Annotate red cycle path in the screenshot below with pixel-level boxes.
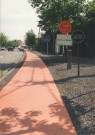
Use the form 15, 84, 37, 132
0, 51, 77, 135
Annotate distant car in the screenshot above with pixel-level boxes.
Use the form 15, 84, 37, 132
7, 46, 14, 51
18, 47, 24, 51
1, 47, 6, 51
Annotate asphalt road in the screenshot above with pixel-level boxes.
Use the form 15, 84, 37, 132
0, 49, 24, 78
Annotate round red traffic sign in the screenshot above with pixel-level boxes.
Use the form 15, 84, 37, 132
59, 21, 72, 34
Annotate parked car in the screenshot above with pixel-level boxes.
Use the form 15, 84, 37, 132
7, 46, 14, 51
1, 47, 6, 51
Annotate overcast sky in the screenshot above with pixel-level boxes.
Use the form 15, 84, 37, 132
0, 0, 93, 41
0, 0, 39, 41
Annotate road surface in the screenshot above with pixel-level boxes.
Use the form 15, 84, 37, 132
0, 49, 24, 78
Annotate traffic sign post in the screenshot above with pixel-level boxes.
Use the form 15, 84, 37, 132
58, 21, 72, 67
77, 44, 80, 76
47, 42, 48, 55
67, 50, 72, 69
44, 36, 50, 55
72, 30, 85, 76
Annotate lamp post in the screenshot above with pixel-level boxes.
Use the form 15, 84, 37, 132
38, 24, 41, 39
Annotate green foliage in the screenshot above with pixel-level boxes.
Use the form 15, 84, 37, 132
0, 33, 8, 47
25, 30, 36, 49
29, 0, 86, 32
7, 40, 20, 48
28, 0, 95, 57
33, 38, 39, 49
85, 0, 95, 22
0, 33, 20, 49
35, 38, 39, 46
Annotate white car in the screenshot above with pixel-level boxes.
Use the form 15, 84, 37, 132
1, 47, 6, 51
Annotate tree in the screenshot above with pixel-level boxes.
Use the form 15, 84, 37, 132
28, 0, 95, 56
29, 0, 86, 52
85, 0, 95, 52
85, 0, 95, 25
6, 40, 20, 48
0, 33, 8, 47
29, 0, 86, 30
25, 30, 36, 49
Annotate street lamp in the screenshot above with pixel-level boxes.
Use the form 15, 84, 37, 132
38, 24, 42, 39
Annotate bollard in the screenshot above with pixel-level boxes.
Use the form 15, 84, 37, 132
67, 50, 72, 69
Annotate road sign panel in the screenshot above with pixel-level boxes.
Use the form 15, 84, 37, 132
72, 30, 85, 43
44, 36, 50, 43
59, 21, 72, 34
56, 34, 72, 46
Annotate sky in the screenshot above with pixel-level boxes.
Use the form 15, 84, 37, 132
0, 0, 93, 41
0, 0, 39, 41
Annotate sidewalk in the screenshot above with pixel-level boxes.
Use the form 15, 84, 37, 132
0, 51, 77, 135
